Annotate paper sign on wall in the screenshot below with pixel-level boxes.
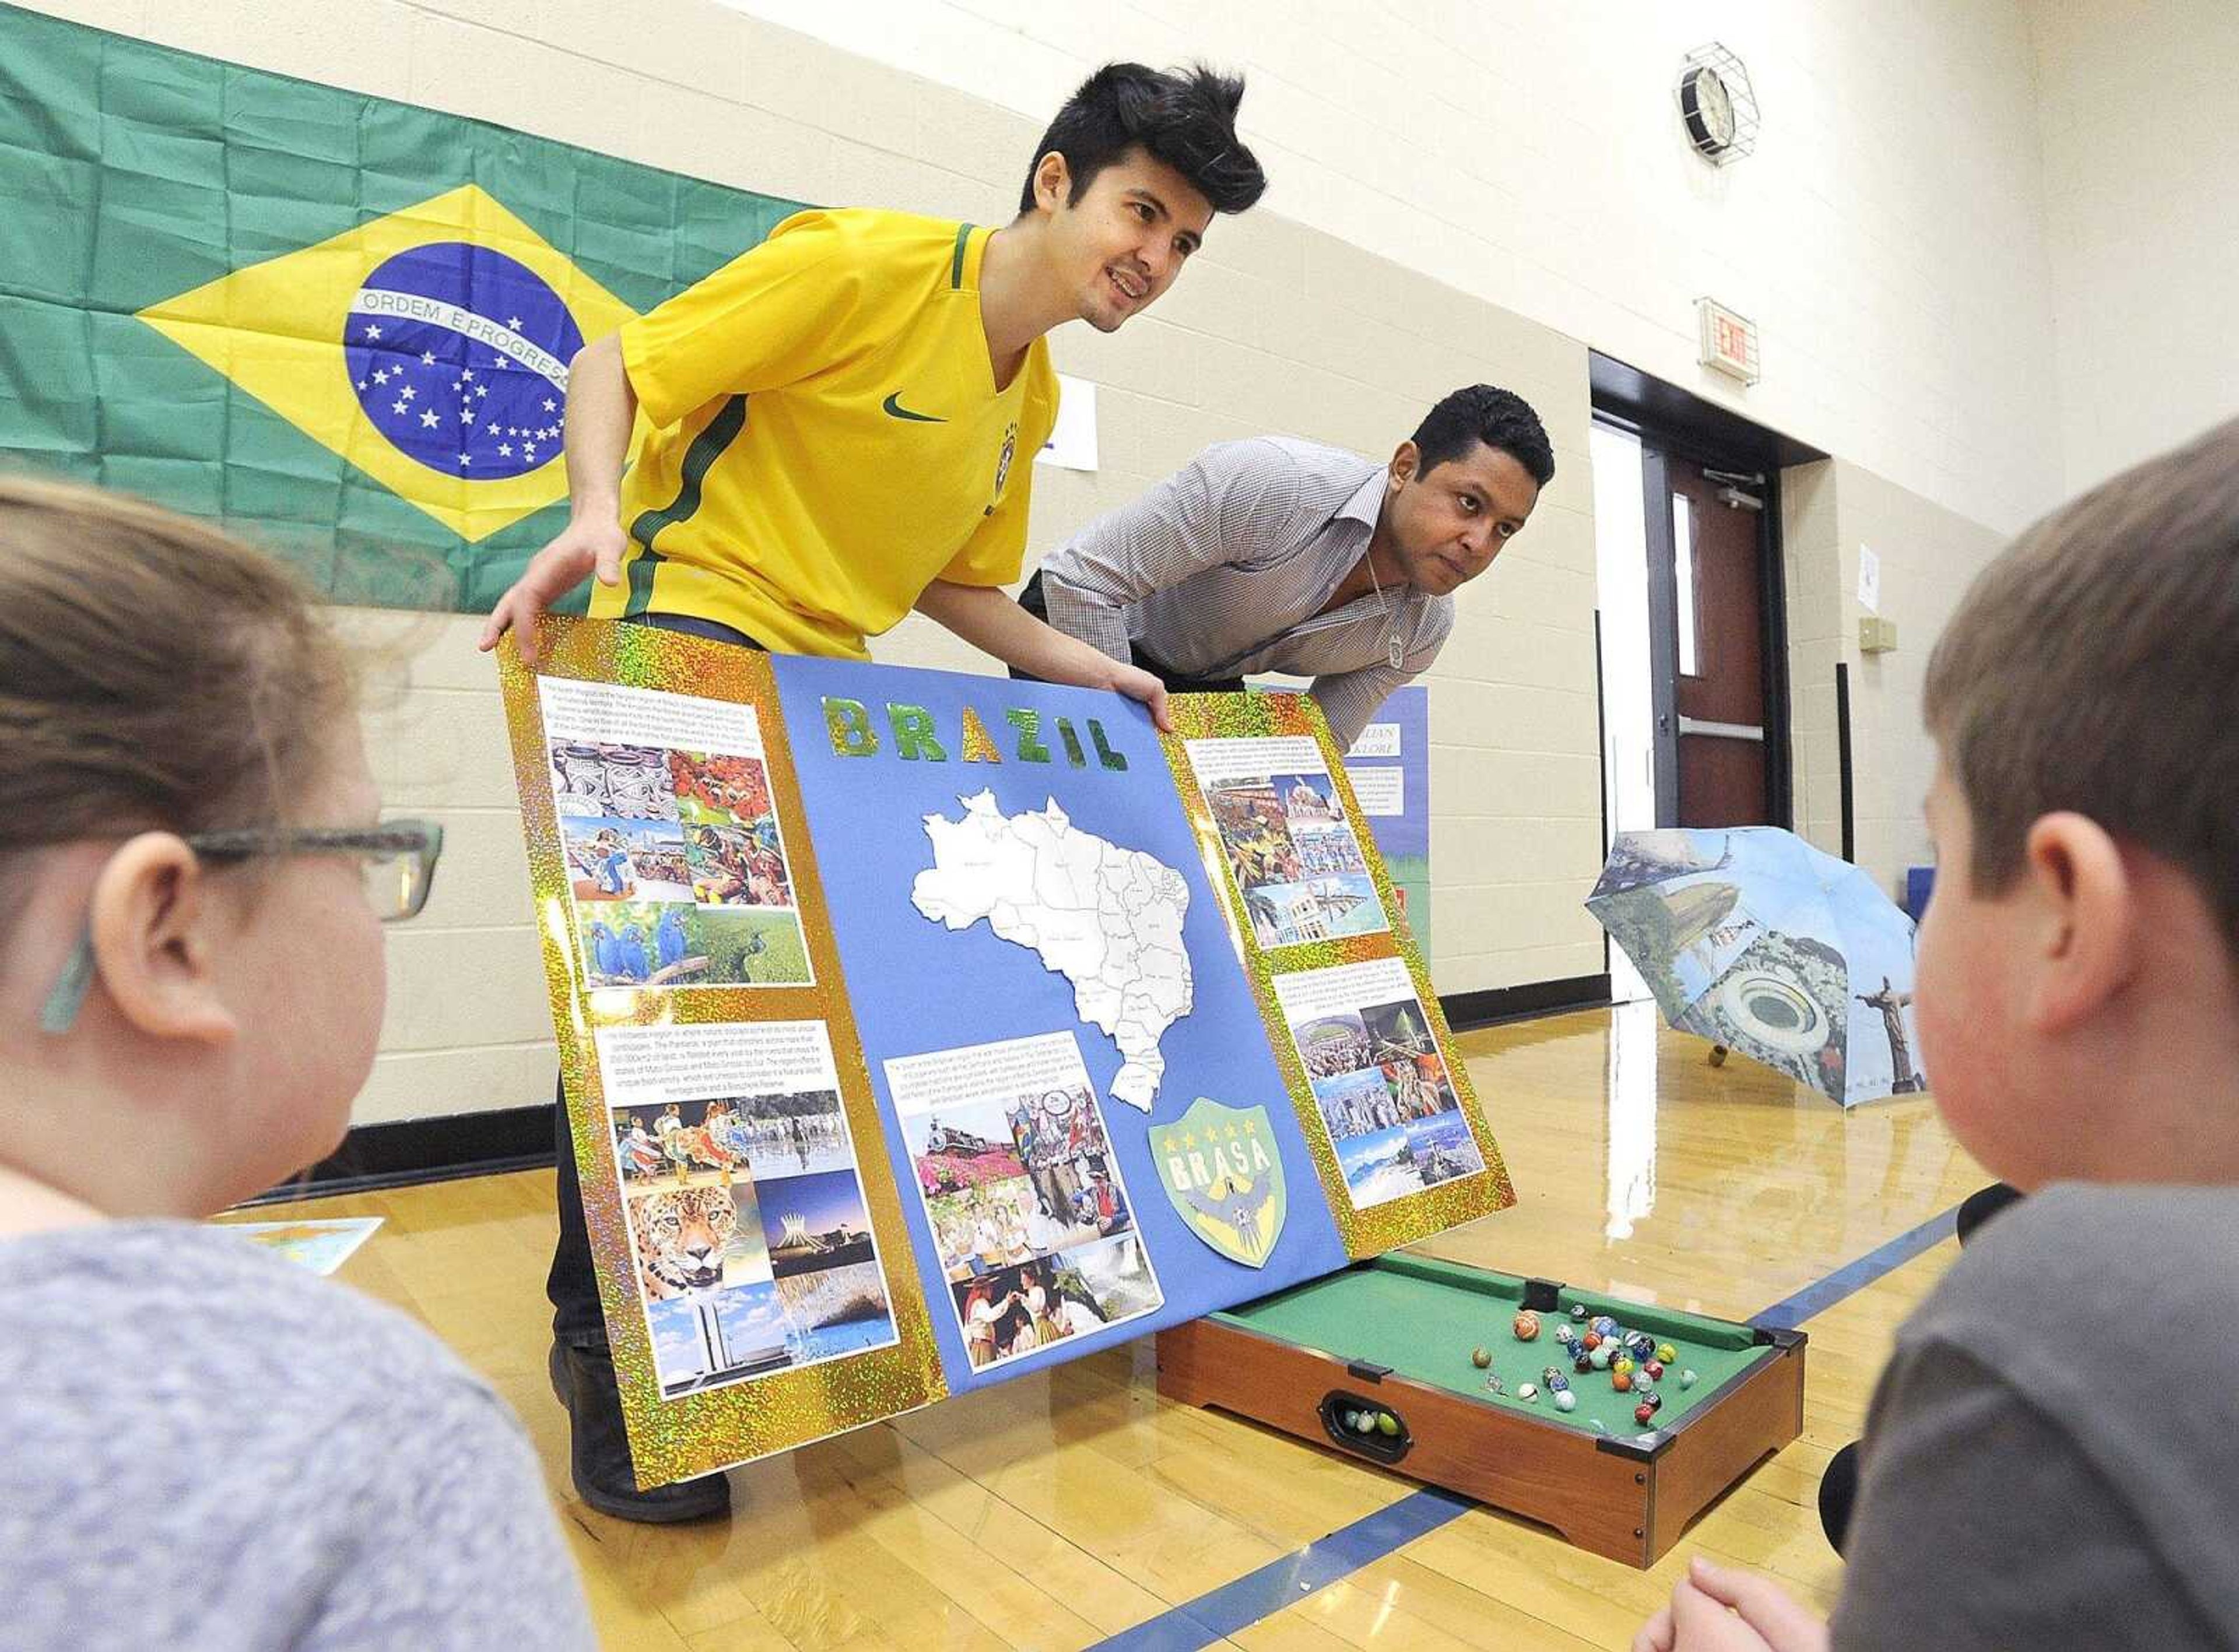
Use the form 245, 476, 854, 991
1036, 374, 1099, 472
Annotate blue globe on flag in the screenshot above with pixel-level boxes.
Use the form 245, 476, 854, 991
344, 242, 584, 481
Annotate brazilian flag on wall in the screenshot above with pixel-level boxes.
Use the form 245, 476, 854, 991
0, 4, 807, 610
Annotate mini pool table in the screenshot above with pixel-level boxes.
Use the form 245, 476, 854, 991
1156, 1254, 1804, 1566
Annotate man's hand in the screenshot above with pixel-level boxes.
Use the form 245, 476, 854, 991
477, 516, 631, 667
912, 578, 1175, 732
1107, 661, 1173, 734
1633, 1558, 1829, 1652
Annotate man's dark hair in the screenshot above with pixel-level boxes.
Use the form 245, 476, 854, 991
1019, 62, 1266, 217
1410, 385, 1556, 486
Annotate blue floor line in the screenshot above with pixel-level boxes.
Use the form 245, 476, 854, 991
1087, 1201, 1964, 1650
1750, 1203, 1959, 1331
1092, 1487, 1476, 1652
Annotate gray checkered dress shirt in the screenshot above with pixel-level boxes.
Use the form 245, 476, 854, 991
1035, 437, 1451, 750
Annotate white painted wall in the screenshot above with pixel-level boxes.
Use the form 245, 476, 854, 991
2030, 0, 2239, 498
725, 0, 2070, 537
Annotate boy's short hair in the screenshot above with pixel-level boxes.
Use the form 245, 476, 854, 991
1412, 385, 1556, 487
1019, 62, 1266, 217
1925, 416, 2239, 962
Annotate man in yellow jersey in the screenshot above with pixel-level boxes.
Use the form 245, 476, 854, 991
479, 62, 1266, 1523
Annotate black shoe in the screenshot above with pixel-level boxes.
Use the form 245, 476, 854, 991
1818, 1439, 1861, 1555
548, 1341, 732, 1524
1956, 1182, 2024, 1247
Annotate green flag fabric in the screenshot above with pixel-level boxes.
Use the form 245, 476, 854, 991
0, 3, 806, 609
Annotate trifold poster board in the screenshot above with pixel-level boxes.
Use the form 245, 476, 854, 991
500, 618, 1512, 1487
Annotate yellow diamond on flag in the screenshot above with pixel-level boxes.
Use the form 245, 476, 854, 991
138, 185, 638, 543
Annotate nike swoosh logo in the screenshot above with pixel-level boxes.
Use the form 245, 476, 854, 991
882, 392, 945, 423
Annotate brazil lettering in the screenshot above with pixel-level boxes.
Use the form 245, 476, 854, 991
822, 698, 1129, 772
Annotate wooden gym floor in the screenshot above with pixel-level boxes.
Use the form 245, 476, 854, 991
233, 1003, 1985, 1650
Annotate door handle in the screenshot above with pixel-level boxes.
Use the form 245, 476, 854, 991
1676, 716, 1765, 742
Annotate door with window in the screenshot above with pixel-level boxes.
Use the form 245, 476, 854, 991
1666, 456, 1769, 826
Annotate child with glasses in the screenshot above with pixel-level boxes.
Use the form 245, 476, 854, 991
0, 477, 593, 1648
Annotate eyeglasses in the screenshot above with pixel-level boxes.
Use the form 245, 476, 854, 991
37, 819, 444, 1035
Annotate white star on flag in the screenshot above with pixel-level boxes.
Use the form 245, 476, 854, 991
372, 368, 389, 384
399, 385, 415, 401
475, 385, 488, 399
420, 352, 436, 365
364, 324, 382, 341
499, 444, 511, 456
461, 369, 475, 382
543, 399, 556, 412
419, 410, 440, 428
458, 454, 472, 466
506, 315, 522, 330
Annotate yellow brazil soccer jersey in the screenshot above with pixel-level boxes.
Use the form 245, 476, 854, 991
591, 208, 1059, 657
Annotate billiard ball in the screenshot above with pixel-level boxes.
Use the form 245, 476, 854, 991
1471, 1347, 1491, 1369
1574, 1353, 1593, 1373
1518, 1383, 1539, 1401
1581, 1331, 1601, 1351
1638, 1389, 1662, 1412
1588, 1418, 1609, 1435
1352, 1411, 1375, 1433
1591, 1316, 1618, 1338
1627, 1333, 1657, 1362
1635, 1401, 1657, 1425
1656, 1342, 1679, 1365
1554, 1325, 1578, 1348
1547, 1373, 1570, 1393
1555, 1390, 1577, 1412
1612, 1370, 1633, 1392
1542, 1366, 1564, 1387
1679, 1369, 1699, 1389
1375, 1411, 1400, 1436
1589, 1345, 1613, 1370
1644, 1360, 1665, 1382
1512, 1310, 1540, 1342
1612, 1356, 1636, 1379
1570, 1303, 1588, 1322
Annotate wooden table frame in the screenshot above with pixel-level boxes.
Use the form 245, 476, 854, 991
1156, 1277, 1805, 1567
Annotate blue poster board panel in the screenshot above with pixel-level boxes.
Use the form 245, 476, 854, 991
1342, 686, 1431, 954
773, 656, 1349, 1393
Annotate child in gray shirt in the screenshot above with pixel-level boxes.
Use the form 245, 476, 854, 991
0, 477, 593, 1650
1636, 419, 2239, 1651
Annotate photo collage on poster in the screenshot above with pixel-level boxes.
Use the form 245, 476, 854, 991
538, 676, 812, 990
595, 1020, 899, 1398
884, 1033, 1163, 1373
1186, 735, 1389, 948
1274, 956, 1486, 1210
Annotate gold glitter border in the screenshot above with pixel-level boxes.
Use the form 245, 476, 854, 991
1161, 691, 1515, 1256
499, 617, 945, 1486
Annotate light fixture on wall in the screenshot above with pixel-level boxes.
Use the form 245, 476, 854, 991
1677, 44, 1759, 164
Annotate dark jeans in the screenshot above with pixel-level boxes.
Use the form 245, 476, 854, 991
1012, 570, 1247, 695
548, 611, 767, 1347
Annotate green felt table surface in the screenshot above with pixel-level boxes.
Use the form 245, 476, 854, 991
1212, 1252, 1773, 1438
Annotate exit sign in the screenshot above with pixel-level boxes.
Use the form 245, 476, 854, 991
1697, 297, 1760, 384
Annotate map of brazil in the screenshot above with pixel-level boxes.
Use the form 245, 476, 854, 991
912, 790, 1195, 1112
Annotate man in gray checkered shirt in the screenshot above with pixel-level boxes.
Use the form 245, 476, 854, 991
1020, 384, 1553, 749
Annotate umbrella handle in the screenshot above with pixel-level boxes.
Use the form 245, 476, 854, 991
1708, 1045, 1730, 1067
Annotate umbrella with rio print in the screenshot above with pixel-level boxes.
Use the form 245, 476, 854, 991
1585, 827, 1926, 1107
